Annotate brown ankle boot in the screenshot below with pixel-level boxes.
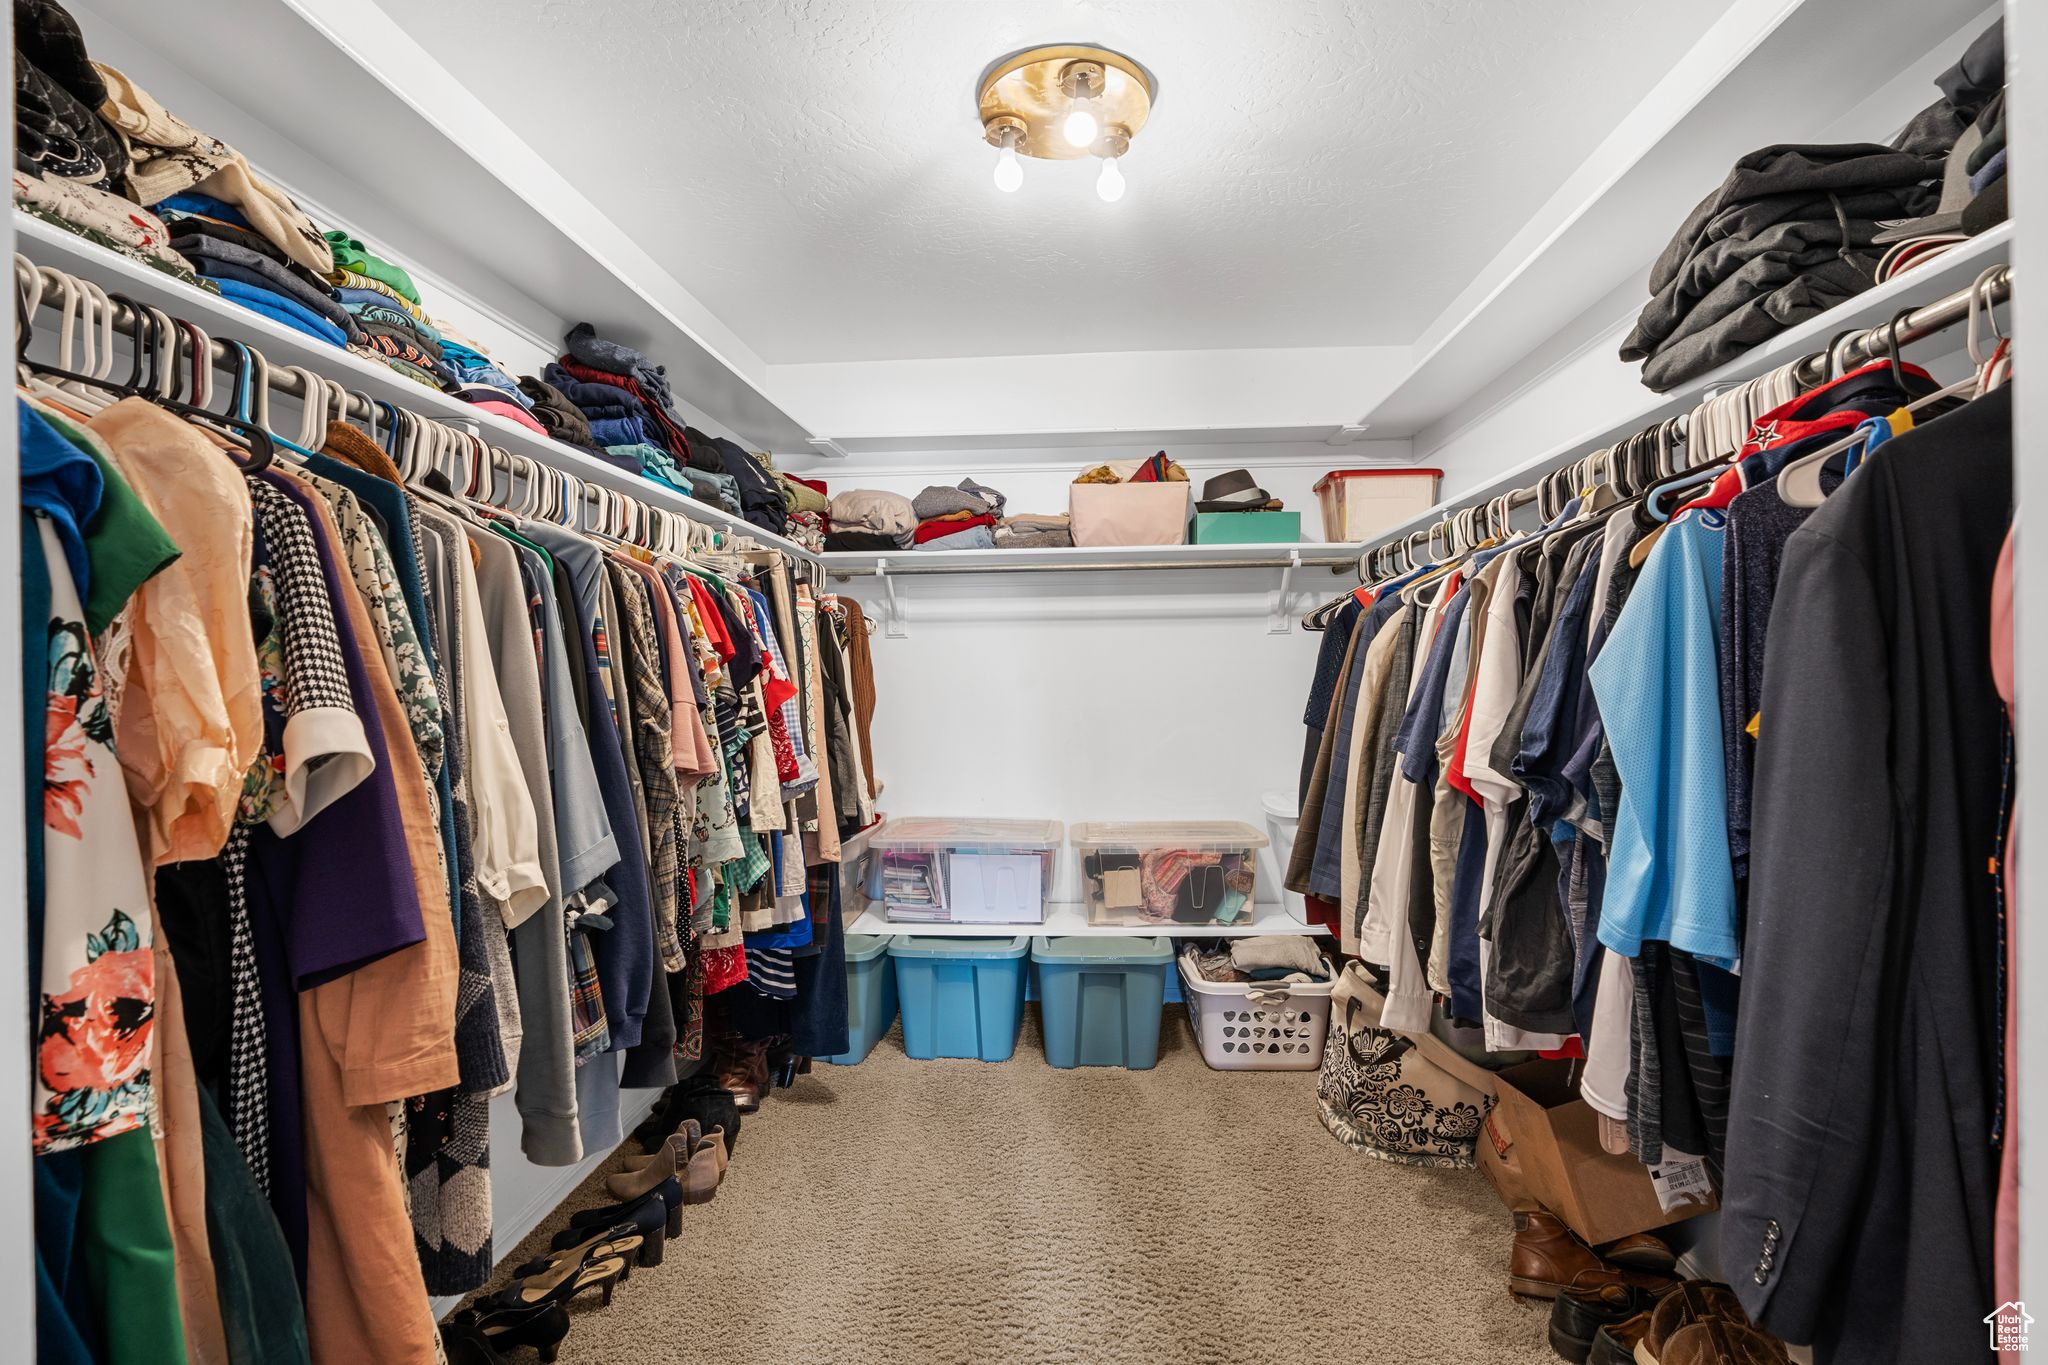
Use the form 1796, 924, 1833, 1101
1510, 1210, 1675, 1301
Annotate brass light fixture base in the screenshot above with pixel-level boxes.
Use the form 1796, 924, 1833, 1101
977, 43, 1155, 161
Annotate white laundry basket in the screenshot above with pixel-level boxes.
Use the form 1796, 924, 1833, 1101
1179, 950, 1333, 1070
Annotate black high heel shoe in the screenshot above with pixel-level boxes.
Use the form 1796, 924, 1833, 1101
485, 1227, 632, 1313
444, 1300, 571, 1363
439, 1327, 505, 1365
516, 1204, 666, 1279
547, 1188, 668, 1255
568, 1175, 684, 1240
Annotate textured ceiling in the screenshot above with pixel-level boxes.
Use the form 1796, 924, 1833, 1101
387, 0, 1737, 364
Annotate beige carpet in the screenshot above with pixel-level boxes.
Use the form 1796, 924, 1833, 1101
472, 1008, 1558, 1364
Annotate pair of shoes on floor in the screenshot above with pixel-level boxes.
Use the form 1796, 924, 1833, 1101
442, 1300, 570, 1364
609, 1118, 727, 1205
635, 1075, 741, 1158
1579, 1281, 1790, 1365
1512, 1210, 1678, 1305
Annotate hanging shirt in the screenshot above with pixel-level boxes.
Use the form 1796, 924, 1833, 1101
1589, 507, 1739, 970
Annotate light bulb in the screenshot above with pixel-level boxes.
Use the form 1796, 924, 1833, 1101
1062, 104, 1100, 148
1096, 155, 1126, 202
993, 144, 1022, 193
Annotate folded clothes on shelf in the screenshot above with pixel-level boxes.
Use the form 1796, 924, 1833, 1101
96, 60, 333, 274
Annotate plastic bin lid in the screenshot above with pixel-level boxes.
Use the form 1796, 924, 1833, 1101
1031, 935, 1173, 965
844, 933, 893, 963
887, 934, 1030, 959
840, 817, 884, 855
873, 816, 1063, 853
1260, 791, 1297, 819
1312, 468, 1443, 492
1069, 820, 1270, 851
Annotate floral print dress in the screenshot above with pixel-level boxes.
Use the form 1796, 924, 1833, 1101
33, 516, 156, 1153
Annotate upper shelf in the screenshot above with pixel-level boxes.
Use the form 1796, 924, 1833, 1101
821, 541, 1366, 577
69, 0, 818, 455
1355, 222, 2013, 557
19, 212, 823, 563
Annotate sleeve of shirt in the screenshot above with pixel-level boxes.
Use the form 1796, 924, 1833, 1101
1721, 529, 1892, 1339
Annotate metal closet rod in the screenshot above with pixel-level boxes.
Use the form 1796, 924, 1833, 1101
1367, 261, 2014, 575
826, 552, 1363, 579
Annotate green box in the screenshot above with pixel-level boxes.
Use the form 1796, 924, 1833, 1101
1190, 511, 1302, 544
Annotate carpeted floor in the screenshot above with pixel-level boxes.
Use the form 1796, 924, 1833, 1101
470, 1008, 1557, 1364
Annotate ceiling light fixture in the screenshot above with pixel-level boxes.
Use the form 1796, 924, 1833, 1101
978, 44, 1155, 201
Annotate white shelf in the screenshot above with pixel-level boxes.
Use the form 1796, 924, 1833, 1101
18, 213, 822, 564
1359, 221, 2014, 556
847, 901, 1320, 938
822, 541, 1366, 578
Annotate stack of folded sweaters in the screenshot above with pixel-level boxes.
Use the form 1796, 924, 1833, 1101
535, 323, 790, 534
910, 480, 1006, 550
824, 490, 916, 551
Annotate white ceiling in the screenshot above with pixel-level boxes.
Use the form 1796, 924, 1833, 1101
386, 0, 1738, 366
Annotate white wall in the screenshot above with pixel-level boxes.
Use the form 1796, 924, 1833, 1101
837, 564, 1339, 906
770, 345, 1408, 445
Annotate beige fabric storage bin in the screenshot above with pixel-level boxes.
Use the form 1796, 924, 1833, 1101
1069, 482, 1190, 547
1313, 469, 1443, 543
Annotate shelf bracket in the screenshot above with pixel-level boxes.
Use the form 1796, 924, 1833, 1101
1268, 549, 1301, 635
875, 558, 907, 639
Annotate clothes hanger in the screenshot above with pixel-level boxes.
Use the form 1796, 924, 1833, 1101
1778, 304, 1993, 507
16, 274, 277, 472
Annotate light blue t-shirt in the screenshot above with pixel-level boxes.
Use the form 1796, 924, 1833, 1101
1587, 508, 1739, 969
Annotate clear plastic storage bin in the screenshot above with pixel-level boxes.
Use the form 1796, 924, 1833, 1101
835, 819, 882, 925
1313, 469, 1443, 543
1070, 820, 1269, 926
867, 817, 1064, 925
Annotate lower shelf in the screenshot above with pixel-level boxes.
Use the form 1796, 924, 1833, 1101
845, 901, 1319, 938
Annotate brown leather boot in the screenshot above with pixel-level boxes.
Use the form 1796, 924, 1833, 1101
1510, 1210, 1676, 1301
1597, 1230, 1677, 1275
1661, 1320, 1790, 1365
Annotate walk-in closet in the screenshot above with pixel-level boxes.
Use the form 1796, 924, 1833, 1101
7, 1, 2042, 1362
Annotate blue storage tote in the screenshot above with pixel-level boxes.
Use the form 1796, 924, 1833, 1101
888, 935, 1030, 1062
822, 934, 897, 1066
1031, 936, 1173, 1070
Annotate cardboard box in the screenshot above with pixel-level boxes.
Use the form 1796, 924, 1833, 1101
1476, 1060, 1714, 1245
1069, 482, 1189, 546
